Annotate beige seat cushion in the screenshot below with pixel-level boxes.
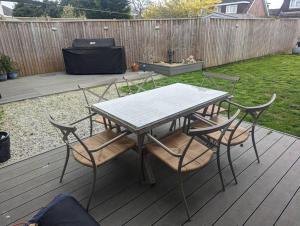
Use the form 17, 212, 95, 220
146, 131, 214, 172
95, 116, 115, 127
71, 130, 135, 167
192, 115, 250, 146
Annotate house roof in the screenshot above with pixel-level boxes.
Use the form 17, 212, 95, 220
275, 0, 300, 18
2, 5, 13, 16
204, 12, 238, 19
217, 0, 269, 17
204, 12, 257, 19
218, 0, 252, 5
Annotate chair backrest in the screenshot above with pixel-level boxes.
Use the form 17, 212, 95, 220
236, 93, 276, 126
189, 109, 240, 137
123, 71, 157, 94
178, 110, 240, 170
202, 72, 240, 95
244, 93, 276, 115
48, 115, 77, 144
78, 78, 121, 109
228, 94, 276, 143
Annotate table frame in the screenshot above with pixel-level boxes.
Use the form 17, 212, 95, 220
92, 84, 229, 184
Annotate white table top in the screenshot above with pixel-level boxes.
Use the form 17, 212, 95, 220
92, 83, 228, 132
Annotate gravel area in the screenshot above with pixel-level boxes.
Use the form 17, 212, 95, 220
0, 75, 163, 168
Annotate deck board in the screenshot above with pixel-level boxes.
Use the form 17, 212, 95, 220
245, 141, 300, 225
0, 125, 299, 226
275, 186, 300, 226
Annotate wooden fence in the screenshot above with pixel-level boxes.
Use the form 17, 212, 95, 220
0, 18, 299, 76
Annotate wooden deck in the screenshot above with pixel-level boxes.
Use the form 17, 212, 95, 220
0, 124, 300, 226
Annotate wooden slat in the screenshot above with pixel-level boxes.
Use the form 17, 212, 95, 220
1, 125, 300, 226
0, 18, 298, 76
275, 187, 300, 226
244, 142, 300, 225
214, 140, 300, 225
175, 135, 295, 225
0, 151, 137, 225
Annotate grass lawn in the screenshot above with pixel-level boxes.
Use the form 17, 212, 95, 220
128, 54, 300, 137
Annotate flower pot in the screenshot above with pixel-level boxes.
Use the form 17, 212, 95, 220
131, 63, 140, 72
0, 73, 7, 81
0, 132, 11, 163
7, 71, 18, 79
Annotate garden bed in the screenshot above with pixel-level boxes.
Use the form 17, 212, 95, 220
139, 62, 203, 76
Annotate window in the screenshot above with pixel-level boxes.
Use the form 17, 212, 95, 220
226, 5, 238, 14
290, 0, 300, 8
216, 6, 222, 13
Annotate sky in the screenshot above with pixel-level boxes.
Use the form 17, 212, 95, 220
1, 0, 285, 10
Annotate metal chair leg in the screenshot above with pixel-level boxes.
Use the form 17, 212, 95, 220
217, 151, 225, 191
169, 120, 176, 132
86, 166, 97, 211
89, 115, 93, 137
177, 171, 191, 222
60, 145, 70, 183
251, 128, 260, 163
227, 145, 237, 184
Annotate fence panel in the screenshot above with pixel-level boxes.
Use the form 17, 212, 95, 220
0, 18, 299, 76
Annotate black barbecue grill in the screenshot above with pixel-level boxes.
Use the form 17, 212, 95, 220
62, 38, 127, 75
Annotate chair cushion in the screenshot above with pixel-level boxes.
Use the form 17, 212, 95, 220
71, 130, 135, 167
146, 131, 214, 172
192, 115, 250, 145
95, 116, 116, 127
28, 193, 100, 226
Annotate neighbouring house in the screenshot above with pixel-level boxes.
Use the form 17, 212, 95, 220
269, 0, 300, 18
0, 1, 13, 17
215, 0, 269, 17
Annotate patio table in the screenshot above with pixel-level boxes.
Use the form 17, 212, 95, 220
92, 83, 229, 184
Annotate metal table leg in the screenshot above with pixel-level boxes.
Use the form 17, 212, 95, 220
137, 133, 156, 185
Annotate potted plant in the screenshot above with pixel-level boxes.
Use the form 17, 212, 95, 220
1, 54, 18, 79
0, 63, 7, 81
0, 131, 10, 163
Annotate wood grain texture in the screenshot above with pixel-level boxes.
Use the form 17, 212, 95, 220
72, 130, 136, 167
0, 18, 298, 76
145, 131, 214, 172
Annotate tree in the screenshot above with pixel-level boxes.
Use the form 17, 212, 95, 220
13, 0, 61, 18
60, 0, 131, 19
143, 0, 221, 18
13, 2, 44, 17
129, 0, 152, 18
61, 4, 85, 18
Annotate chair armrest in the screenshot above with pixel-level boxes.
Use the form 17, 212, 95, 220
225, 99, 247, 110
192, 114, 217, 126
188, 125, 221, 136
70, 113, 96, 125
146, 133, 182, 157
89, 131, 131, 153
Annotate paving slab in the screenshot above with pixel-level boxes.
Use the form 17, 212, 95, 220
0, 71, 143, 104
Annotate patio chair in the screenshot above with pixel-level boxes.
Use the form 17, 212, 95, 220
196, 72, 240, 117
145, 110, 240, 221
192, 94, 276, 185
48, 114, 135, 210
123, 71, 157, 95
78, 78, 121, 134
